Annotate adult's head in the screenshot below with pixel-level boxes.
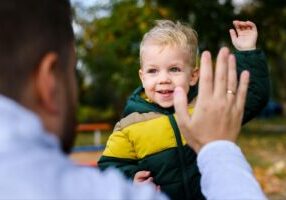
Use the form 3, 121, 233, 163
0, 0, 77, 153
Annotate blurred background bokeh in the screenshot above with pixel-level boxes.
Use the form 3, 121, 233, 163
70, 0, 286, 199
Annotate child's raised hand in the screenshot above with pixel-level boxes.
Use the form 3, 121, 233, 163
229, 20, 257, 51
133, 171, 160, 191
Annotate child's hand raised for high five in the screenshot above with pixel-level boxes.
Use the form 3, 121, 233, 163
229, 20, 258, 51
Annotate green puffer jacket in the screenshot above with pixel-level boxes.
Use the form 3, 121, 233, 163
98, 50, 269, 200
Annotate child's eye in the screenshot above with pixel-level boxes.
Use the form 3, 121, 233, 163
169, 67, 181, 72
147, 68, 157, 74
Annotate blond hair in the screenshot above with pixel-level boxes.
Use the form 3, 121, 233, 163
140, 20, 198, 68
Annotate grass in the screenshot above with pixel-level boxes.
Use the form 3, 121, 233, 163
238, 117, 286, 199
239, 118, 286, 167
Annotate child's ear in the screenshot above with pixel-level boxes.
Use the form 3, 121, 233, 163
189, 68, 199, 86
139, 68, 144, 83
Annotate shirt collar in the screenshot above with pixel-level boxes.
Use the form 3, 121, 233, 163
0, 94, 60, 151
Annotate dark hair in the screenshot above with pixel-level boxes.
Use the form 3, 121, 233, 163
0, 0, 74, 100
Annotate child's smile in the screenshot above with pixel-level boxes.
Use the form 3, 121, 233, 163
156, 89, 174, 100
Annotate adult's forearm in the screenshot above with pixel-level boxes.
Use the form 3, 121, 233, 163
197, 141, 267, 200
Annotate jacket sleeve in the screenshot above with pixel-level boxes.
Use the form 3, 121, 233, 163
97, 129, 139, 179
235, 49, 270, 124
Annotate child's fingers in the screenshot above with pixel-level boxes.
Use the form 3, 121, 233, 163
246, 21, 257, 30
144, 177, 154, 183
234, 20, 256, 31
233, 20, 240, 31
229, 29, 237, 42
134, 171, 150, 179
233, 20, 249, 31
232, 20, 239, 26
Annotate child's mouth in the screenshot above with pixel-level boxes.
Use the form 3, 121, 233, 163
157, 90, 174, 97
158, 90, 173, 94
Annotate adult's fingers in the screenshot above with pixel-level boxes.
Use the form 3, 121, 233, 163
198, 51, 213, 99
214, 47, 229, 98
235, 70, 250, 111
227, 54, 237, 102
174, 87, 190, 128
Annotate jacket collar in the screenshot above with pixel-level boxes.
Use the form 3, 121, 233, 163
122, 84, 198, 117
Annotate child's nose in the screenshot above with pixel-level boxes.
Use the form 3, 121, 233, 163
158, 72, 171, 84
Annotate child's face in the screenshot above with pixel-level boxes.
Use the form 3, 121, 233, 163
139, 44, 198, 108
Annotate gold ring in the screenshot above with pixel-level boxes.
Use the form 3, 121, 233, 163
227, 90, 235, 95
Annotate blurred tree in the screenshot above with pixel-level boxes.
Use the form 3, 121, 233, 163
75, 0, 286, 122
76, 0, 168, 121
155, 0, 236, 52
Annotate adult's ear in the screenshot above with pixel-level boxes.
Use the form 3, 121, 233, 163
190, 68, 199, 86
34, 52, 59, 114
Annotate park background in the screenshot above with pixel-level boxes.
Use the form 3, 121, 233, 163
70, 0, 286, 199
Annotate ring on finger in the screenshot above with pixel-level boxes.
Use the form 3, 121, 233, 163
227, 89, 236, 95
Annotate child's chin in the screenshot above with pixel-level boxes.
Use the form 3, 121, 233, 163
158, 102, 174, 108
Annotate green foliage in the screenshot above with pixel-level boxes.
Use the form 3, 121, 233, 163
156, 0, 236, 52
74, 0, 286, 121
76, 1, 167, 119
77, 105, 115, 123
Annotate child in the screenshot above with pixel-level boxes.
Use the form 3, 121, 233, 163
98, 20, 269, 200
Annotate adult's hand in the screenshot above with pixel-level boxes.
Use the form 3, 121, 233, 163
174, 47, 250, 153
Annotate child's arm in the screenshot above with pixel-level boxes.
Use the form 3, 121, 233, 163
98, 129, 139, 179
230, 20, 270, 124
